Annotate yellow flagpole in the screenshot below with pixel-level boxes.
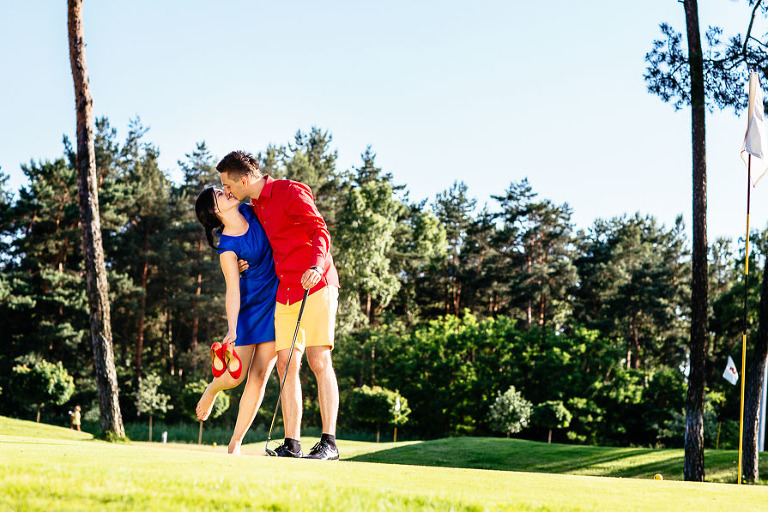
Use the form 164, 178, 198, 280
738, 156, 752, 485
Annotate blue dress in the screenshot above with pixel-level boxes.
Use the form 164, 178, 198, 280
217, 204, 278, 346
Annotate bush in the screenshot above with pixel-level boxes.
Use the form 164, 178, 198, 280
11, 354, 74, 422
533, 401, 572, 443
349, 385, 410, 441
488, 385, 532, 437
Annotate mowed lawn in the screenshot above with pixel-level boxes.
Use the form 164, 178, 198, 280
350, 436, 768, 484
2, 416, 768, 511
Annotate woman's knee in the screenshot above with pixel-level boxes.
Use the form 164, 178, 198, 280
213, 373, 243, 390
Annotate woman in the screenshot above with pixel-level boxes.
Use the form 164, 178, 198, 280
194, 186, 278, 455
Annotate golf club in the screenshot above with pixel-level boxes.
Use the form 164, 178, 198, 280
265, 288, 309, 456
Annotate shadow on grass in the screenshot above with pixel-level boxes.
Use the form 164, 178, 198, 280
348, 437, 768, 483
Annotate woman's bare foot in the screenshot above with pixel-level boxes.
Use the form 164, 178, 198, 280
196, 384, 218, 421
228, 439, 241, 455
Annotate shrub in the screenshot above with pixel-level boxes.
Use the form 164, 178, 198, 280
488, 385, 532, 437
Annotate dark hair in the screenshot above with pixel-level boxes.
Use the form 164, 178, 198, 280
216, 150, 261, 180
195, 187, 223, 249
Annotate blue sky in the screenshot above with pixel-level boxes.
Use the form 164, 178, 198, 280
0, 1, 765, 242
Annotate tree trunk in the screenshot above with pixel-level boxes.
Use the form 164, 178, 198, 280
683, 0, 707, 482
68, 0, 125, 440
36, 405, 41, 423
631, 315, 641, 370
191, 236, 203, 351
453, 281, 461, 316
136, 230, 150, 387
548, 429, 552, 444
526, 300, 532, 329
742, 257, 768, 482
165, 307, 175, 376
366, 292, 373, 324
149, 414, 153, 442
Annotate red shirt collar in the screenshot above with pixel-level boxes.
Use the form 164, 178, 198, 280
258, 175, 275, 201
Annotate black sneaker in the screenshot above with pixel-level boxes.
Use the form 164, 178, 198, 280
302, 441, 339, 460
274, 443, 302, 458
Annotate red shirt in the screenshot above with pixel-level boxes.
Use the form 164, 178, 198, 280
251, 176, 340, 305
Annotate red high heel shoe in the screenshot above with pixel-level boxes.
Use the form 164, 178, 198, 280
223, 343, 243, 380
210, 342, 226, 378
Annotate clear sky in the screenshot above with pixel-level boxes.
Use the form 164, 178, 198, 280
0, 1, 766, 242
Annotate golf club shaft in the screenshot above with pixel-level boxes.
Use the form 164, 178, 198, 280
266, 288, 309, 449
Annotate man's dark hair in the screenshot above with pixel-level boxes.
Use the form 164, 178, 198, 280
216, 150, 262, 180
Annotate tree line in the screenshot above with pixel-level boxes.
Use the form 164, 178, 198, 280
0, 118, 765, 455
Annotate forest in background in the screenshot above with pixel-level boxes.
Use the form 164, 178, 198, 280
0, 118, 763, 447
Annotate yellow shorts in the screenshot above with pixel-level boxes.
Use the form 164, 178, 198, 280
275, 286, 338, 352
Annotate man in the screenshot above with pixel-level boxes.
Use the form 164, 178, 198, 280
217, 150, 340, 460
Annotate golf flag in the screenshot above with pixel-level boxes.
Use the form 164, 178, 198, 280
741, 72, 768, 187
394, 396, 401, 412
723, 355, 739, 386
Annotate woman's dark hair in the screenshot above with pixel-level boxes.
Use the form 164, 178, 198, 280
195, 187, 223, 249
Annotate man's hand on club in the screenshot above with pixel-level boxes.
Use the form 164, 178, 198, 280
301, 267, 322, 290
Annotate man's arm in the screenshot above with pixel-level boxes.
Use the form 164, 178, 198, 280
286, 183, 332, 271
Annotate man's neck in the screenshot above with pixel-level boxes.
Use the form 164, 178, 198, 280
246, 175, 267, 201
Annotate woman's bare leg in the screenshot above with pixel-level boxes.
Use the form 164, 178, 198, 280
228, 342, 277, 454
196, 345, 255, 421
228, 341, 277, 455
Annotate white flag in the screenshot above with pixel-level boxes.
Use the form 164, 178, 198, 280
394, 396, 401, 412
741, 72, 768, 187
723, 355, 739, 386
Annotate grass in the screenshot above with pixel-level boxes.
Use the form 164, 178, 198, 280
3, 416, 768, 511
349, 437, 768, 484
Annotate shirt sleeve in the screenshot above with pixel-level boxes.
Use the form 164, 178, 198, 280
285, 182, 332, 270
217, 235, 236, 256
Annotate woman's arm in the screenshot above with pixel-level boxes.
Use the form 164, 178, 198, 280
220, 251, 241, 344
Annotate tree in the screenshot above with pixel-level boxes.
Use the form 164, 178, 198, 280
349, 385, 410, 442
335, 149, 404, 328
575, 215, 689, 376
282, 127, 342, 228
741, 251, 768, 481
175, 142, 221, 358
533, 401, 572, 444
433, 182, 476, 316
135, 373, 172, 441
488, 385, 532, 437
11, 355, 74, 422
67, 0, 124, 439
389, 201, 447, 325
491, 180, 578, 332
645, 0, 768, 482
114, 119, 173, 386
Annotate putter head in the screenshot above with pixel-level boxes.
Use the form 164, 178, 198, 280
265, 440, 278, 456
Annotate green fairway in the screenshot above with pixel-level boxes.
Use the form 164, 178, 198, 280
349, 436, 768, 484
3, 416, 768, 511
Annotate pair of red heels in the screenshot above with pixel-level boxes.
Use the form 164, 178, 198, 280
210, 342, 242, 379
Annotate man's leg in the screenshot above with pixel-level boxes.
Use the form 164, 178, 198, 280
276, 346, 303, 441
306, 345, 338, 436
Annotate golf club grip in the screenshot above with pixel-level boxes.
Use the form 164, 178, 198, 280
265, 289, 310, 450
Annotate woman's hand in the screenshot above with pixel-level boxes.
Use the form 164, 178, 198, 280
222, 330, 237, 345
